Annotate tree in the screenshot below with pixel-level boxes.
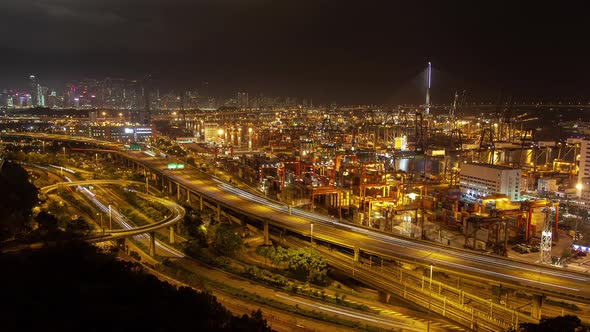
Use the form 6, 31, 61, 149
518, 315, 582, 332
126, 172, 145, 182
35, 211, 59, 235
0, 241, 271, 331
47, 200, 68, 220
177, 206, 208, 247
233, 309, 272, 331
211, 223, 243, 258
186, 156, 196, 166
65, 216, 92, 236
0, 161, 39, 240
286, 247, 328, 284
256, 245, 329, 284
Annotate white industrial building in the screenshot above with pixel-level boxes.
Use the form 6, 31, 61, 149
459, 162, 521, 201
577, 139, 590, 209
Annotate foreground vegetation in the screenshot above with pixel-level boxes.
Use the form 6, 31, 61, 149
1, 241, 271, 331
0, 161, 271, 331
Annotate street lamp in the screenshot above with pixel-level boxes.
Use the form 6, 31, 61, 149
429, 263, 434, 290
218, 128, 224, 145
97, 213, 103, 233
108, 204, 112, 229
310, 222, 314, 245
428, 263, 434, 331
575, 183, 583, 238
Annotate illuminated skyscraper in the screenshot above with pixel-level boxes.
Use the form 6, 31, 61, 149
29, 75, 45, 107
237, 92, 249, 108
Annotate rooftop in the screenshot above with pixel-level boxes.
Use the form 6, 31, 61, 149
465, 162, 518, 171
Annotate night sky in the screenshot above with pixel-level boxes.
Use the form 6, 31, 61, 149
0, 1, 588, 104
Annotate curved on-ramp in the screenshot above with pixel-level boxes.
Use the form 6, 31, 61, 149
41, 180, 186, 243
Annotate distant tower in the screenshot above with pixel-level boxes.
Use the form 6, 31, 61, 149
29, 75, 45, 107
140, 74, 152, 126
425, 62, 432, 115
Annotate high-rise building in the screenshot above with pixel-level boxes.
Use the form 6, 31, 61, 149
138, 75, 152, 125
89, 111, 98, 123
237, 92, 249, 108
29, 75, 45, 107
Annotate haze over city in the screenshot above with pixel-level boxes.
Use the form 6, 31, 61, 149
1, 1, 589, 104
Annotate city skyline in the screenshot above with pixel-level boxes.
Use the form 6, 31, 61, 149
0, 74, 316, 109
1, 1, 589, 104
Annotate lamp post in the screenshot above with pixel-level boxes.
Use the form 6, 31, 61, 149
218, 128, 224, 145
428, 263, 434, 332
310, 222, 314, 245
248, 127, 253, 151
429, 263, 434, 290
108, 204, 112, 229
575, 183, 583, 237
97, 213, 103, 233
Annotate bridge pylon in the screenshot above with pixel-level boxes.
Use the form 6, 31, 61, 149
169, 226, 176, 244
149, 231, 156, 257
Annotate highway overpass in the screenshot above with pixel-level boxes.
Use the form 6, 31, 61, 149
4, 132, 590, 329
42, 179, 185, 256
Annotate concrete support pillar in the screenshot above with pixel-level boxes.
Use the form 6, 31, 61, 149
187, 191, 191, 203
149, 231, 156, 257
354, 245, 359, 262
170, 226, 176, 244
380, 291, 392, 303
216, 203, 221, 222
199, 195, 203, 210
177, 184, 181, 201
168, 179, 173, 194
263, 221, 270, 245
531, 294, 545, 320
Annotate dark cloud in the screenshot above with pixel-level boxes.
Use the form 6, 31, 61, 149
0, 1, 589, 103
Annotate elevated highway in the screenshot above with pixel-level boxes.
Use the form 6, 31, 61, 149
41, 179, 185, 255
4, 132, 590, 327
116, 152, 590, 300
5, 133, 590, 299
